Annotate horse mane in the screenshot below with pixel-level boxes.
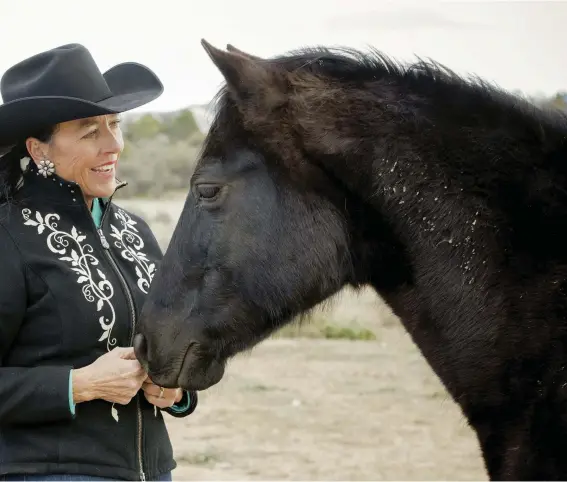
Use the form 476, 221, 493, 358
200, 43, 567, 271
205, 44, 567, 144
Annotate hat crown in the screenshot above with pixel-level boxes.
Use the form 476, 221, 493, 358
0, 43, 112, 104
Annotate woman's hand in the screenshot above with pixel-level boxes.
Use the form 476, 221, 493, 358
141, 380, 182, 409
71, 347, 148, 405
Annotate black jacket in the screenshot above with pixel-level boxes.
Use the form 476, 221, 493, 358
0, 162, 197, 481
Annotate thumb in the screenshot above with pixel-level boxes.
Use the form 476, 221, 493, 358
120, 349, 138, 360
110, 346, 136, 359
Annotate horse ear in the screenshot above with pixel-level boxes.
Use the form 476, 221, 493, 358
226, 44, 263, 61
201, 39, 286, 107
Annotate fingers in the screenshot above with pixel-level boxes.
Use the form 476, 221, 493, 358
120, 349, 138, 360
111, 346, 135, 357
114, 359, 147, 384
109, 348, 147, 375
116, 349, 148, 379
142, 383, 181, 408
110, 346, 141, 362
143, 389, 179, 409
142, 381, 167, 398
115, 395, 136, 406
119, 359, 144, 375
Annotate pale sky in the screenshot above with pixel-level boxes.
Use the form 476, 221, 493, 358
0, 0, 565, 113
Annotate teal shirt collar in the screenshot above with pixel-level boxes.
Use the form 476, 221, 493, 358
91, 198, 104, 228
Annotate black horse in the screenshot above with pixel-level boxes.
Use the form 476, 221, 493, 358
134, 40, 567, 479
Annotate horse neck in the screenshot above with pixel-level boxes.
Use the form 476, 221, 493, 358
322, 148, 485, 281
323, 149, 498, 417
319, 147, 498, 354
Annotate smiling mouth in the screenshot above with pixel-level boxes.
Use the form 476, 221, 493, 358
90, 162, 117, 176
91, 165, 114, 173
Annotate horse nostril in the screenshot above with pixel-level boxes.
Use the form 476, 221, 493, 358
133, 333, 148, 367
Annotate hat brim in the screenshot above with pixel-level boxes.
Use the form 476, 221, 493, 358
0, 62, 164, 146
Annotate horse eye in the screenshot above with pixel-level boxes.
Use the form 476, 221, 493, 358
196, 184, 221, 200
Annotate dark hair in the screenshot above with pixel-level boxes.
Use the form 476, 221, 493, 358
0, 125, 58, 204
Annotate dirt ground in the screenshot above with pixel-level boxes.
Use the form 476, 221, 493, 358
164, 329, 487, 481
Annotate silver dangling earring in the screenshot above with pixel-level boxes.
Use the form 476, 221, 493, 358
37, 158, 55, 178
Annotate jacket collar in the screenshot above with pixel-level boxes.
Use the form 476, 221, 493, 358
18, 159, 128, 212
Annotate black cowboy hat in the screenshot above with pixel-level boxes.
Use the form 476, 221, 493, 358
0, 43, 164, 147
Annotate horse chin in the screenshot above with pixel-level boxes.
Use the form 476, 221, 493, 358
175, 341, 226, 391
134, 332, 225, 391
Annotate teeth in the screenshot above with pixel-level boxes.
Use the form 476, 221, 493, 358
92, 166, 113, 173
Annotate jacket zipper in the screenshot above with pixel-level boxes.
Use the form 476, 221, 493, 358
98, 228, 146, 482
82, 184, 146, 482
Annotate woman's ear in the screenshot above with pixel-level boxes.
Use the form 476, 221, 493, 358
25, 137, 48, 164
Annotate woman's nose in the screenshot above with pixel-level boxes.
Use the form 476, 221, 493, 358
103, 132, 123, 154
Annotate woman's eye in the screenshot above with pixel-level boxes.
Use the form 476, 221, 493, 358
196, 184, 221, 200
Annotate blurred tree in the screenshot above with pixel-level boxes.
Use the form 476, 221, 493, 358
161, 109, 200, 142
124, 113, 162, 142
116, 136, 201, 198
549, 92, 567, 111
121, 140, 133, 159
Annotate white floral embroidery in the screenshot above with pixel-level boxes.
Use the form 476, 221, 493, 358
22, 209, 123, 421
22, 209, 118, 350
109, 208, 156, 293
109, 208, 161, 418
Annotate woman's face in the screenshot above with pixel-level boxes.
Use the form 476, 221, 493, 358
27, 114, 124, 207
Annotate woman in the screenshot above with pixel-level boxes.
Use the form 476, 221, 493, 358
0, 44, 198, 481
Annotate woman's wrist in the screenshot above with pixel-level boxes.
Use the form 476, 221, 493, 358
71, 367, 96, 403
